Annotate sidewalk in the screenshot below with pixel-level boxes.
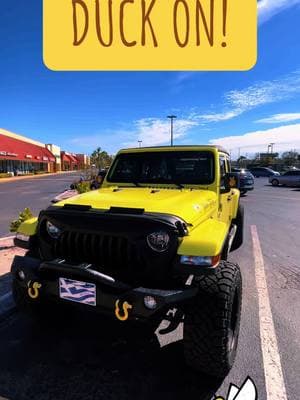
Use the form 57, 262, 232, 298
0, 170, 77, 184
0, 237, 25, 276
0, 237, 22, 318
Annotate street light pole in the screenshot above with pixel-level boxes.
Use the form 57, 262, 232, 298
167, 115, 177, 146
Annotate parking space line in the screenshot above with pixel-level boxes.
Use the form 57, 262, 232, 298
251, 225, 288, 400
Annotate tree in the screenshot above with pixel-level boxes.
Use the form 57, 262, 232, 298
237, 156, 246, 166
281, 150, 299, 166
90, 147, 114, 169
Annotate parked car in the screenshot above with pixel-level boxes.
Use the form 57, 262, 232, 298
249, 167, 280, 178
269, 170, 300, 186
232, 168, 254, 195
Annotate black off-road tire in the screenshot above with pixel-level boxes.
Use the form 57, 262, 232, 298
183, 261, 242, 377
230, 204, 244, 251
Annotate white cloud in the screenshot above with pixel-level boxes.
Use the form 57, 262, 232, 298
210, 123, 300, 158
174, 72, 198, 85
256, 113, 300, 124
194, 111, 240, 123
227, 72, 300, 108
191, 71, 300, 123
124, 118, 198, 148
258, 0, 300, 24
70, 118, 197, 152
69, 71, 300, 152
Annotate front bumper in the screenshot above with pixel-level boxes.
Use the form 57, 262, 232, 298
11, 255, 197, 321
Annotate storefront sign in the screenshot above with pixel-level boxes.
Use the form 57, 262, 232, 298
0, 151, 18, 157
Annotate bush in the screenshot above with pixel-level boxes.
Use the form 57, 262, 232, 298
10, 207, 34, 233
76, 181, 91, 194
0, 173, 10, 179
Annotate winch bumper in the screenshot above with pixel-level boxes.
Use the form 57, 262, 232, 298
11, 255, 197, 321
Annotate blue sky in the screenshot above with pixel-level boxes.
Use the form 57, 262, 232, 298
0, 0, 300, 158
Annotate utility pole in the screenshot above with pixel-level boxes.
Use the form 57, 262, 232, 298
167, 115, 177, 146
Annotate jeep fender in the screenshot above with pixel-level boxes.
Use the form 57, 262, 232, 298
178, 219, 228, 257
17, 217, 38, 236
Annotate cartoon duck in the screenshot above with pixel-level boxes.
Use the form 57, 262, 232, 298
215, 377, 257, 400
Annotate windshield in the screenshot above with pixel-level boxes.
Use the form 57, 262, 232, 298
107, 151, 215, 185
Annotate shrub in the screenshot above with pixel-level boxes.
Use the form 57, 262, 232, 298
76, 181, 91, 194
10, 207, 34, 233
0, 173, 10, 179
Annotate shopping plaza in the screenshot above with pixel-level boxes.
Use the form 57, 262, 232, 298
0, 129, 90, 175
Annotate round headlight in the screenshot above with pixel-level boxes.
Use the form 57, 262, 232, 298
147, 231, 170, 252
46, 221, 61, 239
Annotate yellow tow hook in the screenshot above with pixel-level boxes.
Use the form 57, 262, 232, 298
27, 281, 42, 299
115, 300, 132, 322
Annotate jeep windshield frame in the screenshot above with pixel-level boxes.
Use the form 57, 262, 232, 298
107, 151, 215, 186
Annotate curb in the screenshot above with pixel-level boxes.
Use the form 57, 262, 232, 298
0, 292, 16, 321
0, 170, 78, 184
0, 236, 14, 242
0, 237, 14, 250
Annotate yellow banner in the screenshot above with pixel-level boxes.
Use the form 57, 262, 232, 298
43, 0, 257, 71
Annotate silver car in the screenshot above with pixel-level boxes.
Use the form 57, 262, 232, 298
269, 170, 300, 186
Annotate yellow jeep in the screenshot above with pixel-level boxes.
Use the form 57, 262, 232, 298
11, 145, 243, 377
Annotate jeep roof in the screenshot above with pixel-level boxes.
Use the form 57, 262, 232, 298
117, 145, 230, 155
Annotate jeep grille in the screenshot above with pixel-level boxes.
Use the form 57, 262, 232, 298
53, 231, 139, 270
37, 209, 181, 286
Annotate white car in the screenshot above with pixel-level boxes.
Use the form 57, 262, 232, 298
269, 170, 300, 186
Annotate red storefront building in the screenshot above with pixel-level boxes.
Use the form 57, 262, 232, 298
61, 152, 80, 171
0, 132, 56, 174
0, 129, 90, 175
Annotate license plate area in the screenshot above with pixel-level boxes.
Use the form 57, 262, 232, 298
59, 277, 96, 306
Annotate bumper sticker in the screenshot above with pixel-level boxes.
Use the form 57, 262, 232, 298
59, 278, 96, 306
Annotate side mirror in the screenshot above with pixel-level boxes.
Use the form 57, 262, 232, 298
221, 172, 240, 193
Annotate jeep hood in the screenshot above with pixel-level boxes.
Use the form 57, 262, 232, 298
56, 187, 217, 226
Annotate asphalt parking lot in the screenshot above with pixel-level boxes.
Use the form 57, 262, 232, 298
0, 177, 299, 400
0, 172, 79, 237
